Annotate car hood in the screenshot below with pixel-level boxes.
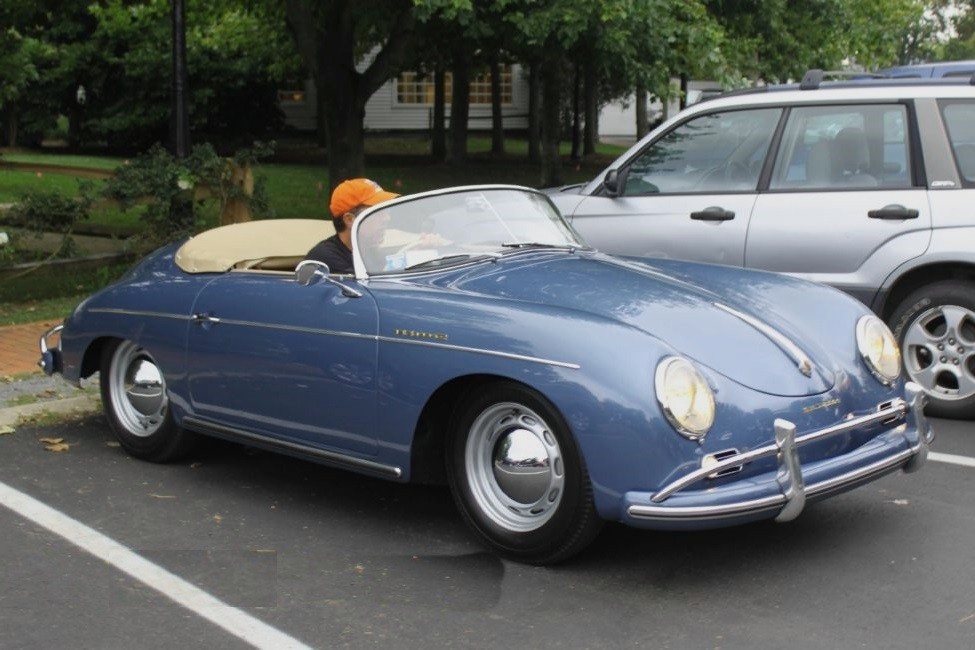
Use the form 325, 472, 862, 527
448, 252, 838, 397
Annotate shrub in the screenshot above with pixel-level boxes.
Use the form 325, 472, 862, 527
104, 141, 275, 248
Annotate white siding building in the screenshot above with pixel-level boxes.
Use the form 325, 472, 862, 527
280, 49, 530, 132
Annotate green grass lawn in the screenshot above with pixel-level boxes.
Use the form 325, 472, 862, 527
0, 136, 624, 324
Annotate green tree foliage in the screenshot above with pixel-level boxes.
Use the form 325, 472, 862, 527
942, 1, 975, 60
4, 0, 301, 150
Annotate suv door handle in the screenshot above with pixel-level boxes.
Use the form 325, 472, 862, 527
690, 207, 735, 221
868, 205, 919, 220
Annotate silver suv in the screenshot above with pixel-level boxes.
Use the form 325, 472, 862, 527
549, 72, 975, 417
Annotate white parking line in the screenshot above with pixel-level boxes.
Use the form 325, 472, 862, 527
929, 452, 975, 469
0, 480, 311, 650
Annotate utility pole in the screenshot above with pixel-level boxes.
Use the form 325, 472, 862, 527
170, 0, 191, 158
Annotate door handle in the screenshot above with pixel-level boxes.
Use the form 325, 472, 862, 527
192, 313, 221, 324
690, 207, 735, 221
868, 205, 919, 220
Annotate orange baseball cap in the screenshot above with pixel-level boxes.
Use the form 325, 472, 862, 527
329, 178, 399, 217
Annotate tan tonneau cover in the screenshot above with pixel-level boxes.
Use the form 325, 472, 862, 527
174, 219, 335, 273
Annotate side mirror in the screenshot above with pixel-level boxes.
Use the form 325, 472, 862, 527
295, 260, 330, 286
603, 169, 621, 197
295, 259, 364, 298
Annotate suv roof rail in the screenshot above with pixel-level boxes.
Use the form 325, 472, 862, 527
799, 69, 885, 90
798, 67, 975, 89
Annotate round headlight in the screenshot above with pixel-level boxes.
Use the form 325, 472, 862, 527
655, 356, 715, 440
856, 315, 901, 384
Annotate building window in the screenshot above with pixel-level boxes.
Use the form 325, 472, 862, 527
396, 66, 513, 106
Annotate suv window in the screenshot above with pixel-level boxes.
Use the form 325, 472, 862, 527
769, 104, 912, 190
621, 108, 781, 195
941, 101, 975, 184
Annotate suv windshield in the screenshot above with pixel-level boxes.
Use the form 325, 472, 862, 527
354, 187, 584, 275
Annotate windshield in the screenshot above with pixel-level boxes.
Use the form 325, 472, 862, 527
352, 187, 585, 275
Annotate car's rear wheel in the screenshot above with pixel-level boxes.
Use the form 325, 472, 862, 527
100, 339, 194, 461
889, 280, 975, 419
446, 381, 602, 564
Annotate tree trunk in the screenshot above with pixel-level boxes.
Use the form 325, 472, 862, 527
316, 87, 328, 148
283, 0, 415, 194
323, 72, 367, 185
432, 65, 446, 162
490, 58, 504, 156
220, 161, 254, 225
539, 58, 563, 188
2, 106, 18, 147
583, 58, 598, 155
570, 62, 581, 161
528, 62, 541, 164
449, 48, 470, 164
636, 81, 649, 140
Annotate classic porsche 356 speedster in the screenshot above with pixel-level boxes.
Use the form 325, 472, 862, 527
39, 185, 931, 564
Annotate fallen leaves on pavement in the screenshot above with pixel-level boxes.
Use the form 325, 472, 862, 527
39, 437, 70, 452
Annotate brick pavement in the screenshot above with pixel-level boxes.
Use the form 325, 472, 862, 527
0, 320, 61, 376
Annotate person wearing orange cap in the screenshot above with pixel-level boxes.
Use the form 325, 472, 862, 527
305, 178, 399, 274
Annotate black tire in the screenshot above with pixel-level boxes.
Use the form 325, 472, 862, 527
99, 339, 195, 462
446, 381, 602, 564
888, 280, 975, 419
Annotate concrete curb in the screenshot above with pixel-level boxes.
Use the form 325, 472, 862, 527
0, 393, 101, 427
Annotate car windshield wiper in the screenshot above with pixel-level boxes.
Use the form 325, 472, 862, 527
403, 253, 496, 271
501, 242, 579, 250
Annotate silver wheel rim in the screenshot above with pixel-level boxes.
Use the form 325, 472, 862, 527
108, 341, 168, 437
902, 304, 975, 402
464, 402, 565, 532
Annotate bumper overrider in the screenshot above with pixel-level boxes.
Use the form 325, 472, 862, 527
624, 382, 931, 529
38, 324, 64, 375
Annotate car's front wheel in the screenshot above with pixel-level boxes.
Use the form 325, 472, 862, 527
100, 339, 195, 461
446, 381, 602, 564
889, 280, 975, 418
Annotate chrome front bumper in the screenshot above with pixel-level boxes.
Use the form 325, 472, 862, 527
37, 324, 64, 375
626, 382, 931, 526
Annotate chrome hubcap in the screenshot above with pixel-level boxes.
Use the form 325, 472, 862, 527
465, 402, 564, 532
109, 341, 168, 436
903, 305, 975, 401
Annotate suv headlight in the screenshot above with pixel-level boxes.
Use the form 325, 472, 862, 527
856, 315, 901, 384
655, 356, 715, 440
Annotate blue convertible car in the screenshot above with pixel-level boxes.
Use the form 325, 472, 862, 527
39, 185, 930, 563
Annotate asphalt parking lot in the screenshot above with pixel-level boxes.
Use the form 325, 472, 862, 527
1, 412, 973, 649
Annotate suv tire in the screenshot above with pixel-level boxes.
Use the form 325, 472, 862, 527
888, 280, 975, 419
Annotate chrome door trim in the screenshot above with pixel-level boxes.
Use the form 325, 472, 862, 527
182, 416, 402, 479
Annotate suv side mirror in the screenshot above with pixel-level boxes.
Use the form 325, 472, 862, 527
603, 169, 621, 197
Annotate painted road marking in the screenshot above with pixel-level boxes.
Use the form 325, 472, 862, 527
929, 452, 975, 469
0, 480, 311, 650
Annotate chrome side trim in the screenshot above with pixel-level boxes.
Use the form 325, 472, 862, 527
713, 302, 814, 377
90, 309, 581, 370
650, 398, 909, 503
90, 308, 191, 321
181, 416, 402, 479
208, 318, 375, 342
376, 336, 581, 370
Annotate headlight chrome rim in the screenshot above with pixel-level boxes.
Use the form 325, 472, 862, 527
856, 315, 901, 385
655, 356, 716, 441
